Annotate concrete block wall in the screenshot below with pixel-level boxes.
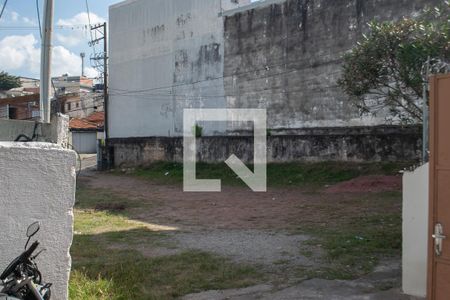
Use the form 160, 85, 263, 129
0, 142, 76, 300
0, 114, 70, 146
110, 125, 421, 167
402, 163, 429, 297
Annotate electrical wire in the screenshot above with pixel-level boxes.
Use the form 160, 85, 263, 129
14, 122, 40, 142
85, 0, 94, 39
108, 56, 343, 97
0, 0, 8, 21
107, 69, 342, 101
35, 0, 42, 39
85, 0, 98, 65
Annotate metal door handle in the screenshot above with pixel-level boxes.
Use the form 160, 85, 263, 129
433, 223, 446, 256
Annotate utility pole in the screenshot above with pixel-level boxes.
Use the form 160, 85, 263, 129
89, 22, 109, 168
89, 22, 108, 140
39, 0, 54, 123
103, 23, 109, 142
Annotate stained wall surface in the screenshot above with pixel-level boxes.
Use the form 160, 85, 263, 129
109, 0, 228, 138
109, 0, 439, 138
222, 0, 440, 129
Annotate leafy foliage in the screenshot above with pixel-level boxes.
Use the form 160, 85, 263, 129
0, 71, 21, 91
338, 1, 450, 123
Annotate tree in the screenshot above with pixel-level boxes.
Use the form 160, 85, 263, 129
0, 71, 21, 91
338, 1, 450, 124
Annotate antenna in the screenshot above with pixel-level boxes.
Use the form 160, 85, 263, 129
80, 52, 86, 77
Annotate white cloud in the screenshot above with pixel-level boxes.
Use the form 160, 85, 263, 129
0, 11, 37, 25
10, 11, 19, 22
56, 12, 105, 47
22, 17, 36, 26
0, 34, 40, 72
0, 34, 99, 78
57, 12, 105, 27
51, 46, 99, 78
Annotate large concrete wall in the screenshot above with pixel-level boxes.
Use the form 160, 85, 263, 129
222, 0, 440, 129
109, 0, 439, 139
108, 0, 434, 164
109, 0, 228, 138
0, 142, 76, 300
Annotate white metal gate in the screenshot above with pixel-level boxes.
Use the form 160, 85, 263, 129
72, 132, 97, 154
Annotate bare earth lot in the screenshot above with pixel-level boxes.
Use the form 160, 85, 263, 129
71, 164, 420, 300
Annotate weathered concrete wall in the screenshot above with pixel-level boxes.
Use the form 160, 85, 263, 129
109, 0, 227, 138
0, 114, 69, 146
223, 0, 440, 129
108, 0, 433, 163
110, 125, 421, 167
221, 0, 252, 11
0, 142, 76, 300
402, 163, 429, 298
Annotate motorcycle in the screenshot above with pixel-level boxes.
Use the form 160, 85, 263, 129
0, 222, 51, 300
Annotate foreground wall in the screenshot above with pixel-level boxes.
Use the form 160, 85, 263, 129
0, 143, 76, 300
402, 163, 429, 297
110, 125, 421, 167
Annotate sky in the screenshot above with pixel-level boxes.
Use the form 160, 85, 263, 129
0, 0, 119, 79
0, 0, 261, 79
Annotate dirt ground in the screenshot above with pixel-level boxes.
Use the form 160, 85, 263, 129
77, 169, 416, 299
79, 171, 401, 231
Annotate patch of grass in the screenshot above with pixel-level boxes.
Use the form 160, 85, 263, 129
70, 233, 263, 300
71, 186, 264, 299
128, 161, 411, 187
297, 213, 402, 280
76, 186, 142, 212
74, 209, 160, 235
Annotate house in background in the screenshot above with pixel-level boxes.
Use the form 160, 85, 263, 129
0, 77, 40, 120
53, 74, 104, 119
69, 112, 104, 154
0, 94, 40, 120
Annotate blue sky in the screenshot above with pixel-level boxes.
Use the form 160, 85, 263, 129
0, 0, 119, 79
0, 0, 260, 79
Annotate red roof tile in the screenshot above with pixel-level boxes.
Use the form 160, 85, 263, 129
69, 118, 98, 130
85, 112, 104, 126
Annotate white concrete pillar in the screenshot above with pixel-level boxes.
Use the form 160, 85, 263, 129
0, 142, 76, 300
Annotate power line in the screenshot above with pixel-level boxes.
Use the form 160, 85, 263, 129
108, 59, 342, 99
108, 55, 343, 96
35, 0, 42, 39
0, 25, 91, 30
108, 81, 341, 103
0, 0, 8, 20
85, 0, 96, 54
